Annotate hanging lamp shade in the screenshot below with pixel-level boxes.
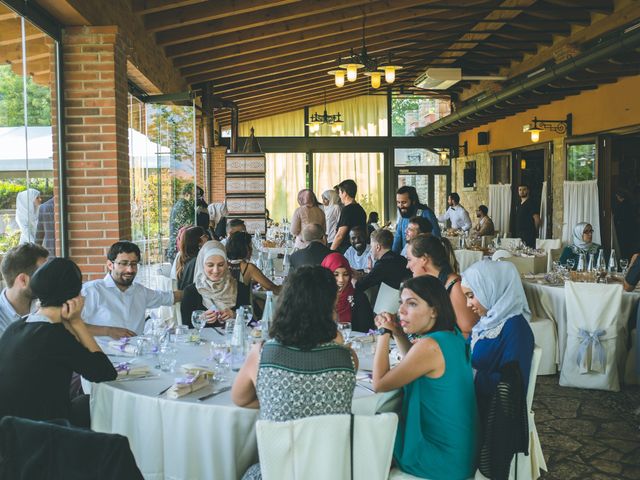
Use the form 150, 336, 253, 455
364, 71, 382, 89
378, 65, 403, 84
328, 70, 346, 88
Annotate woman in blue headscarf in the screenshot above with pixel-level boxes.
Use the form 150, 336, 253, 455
461, 260, 534, 411
559, 222, 600, 268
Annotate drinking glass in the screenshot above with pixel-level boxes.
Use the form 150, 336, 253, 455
620, 259, 629, 276
338, 322, 352, 343
209, 342, 230, 381
158, 345, 177, 372
566, 258, 576, 271
191, 310, 206, 342
172, 325, 190, 343
224, 321, 235, 346
241, 305, 254, 326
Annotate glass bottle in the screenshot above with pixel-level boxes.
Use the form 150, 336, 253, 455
230, 309, 246, 371
576, 253, 586, 272
261, 291, 274, 341
608, 249, 617, 273
282, 247, 291, 275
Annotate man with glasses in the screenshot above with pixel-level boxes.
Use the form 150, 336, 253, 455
82, 241, 182, 335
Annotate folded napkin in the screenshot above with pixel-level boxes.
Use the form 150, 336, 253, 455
108, 338, 137, 356
166, 374, 210, 399
115, 362, 150, 378
180, 363, 215, 377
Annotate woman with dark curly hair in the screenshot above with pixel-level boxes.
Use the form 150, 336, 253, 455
232, 266, 357, 479
176, 226, 208, 290
226, 231, 281, 294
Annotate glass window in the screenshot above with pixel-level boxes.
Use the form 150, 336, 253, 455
265, 152, 307, 223
567, 143, 596, 181
395, 148, 449, 166
391, 95, 451, 136
491, 154, 511, 184
0, 6, 58, 256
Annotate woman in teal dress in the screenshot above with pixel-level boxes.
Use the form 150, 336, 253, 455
559, 222, 600, 267
373, 275, 478, 480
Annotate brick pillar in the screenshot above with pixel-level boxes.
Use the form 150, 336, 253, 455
210, 146, 227, 203
61, 26, 131, 280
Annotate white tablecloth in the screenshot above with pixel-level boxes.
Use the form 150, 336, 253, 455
90, 330, 399, 480
505, 255, 548, 274
522, 280, 640, 367
454, 249, 484, 273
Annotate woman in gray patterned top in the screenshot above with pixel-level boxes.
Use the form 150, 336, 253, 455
232, 265, 357, 480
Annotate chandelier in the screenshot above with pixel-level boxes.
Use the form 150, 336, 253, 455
306, 89, 343, 133
328, 16, 402, 89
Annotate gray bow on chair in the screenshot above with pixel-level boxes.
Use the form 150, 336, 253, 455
576, 328, 606, 374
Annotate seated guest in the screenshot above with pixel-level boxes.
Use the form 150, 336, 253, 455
226, 232, 281, 294
343, 225, 371, 271
407, 235, 478, 338
221, 218, 246, 246
373, 275, 478, 479
460, 260, 534, 414
401, 216, 433, 257
181, 242, 250, 327
233, 266, 357, 480
289, 223, 332, 269
474, 205, 495, 236
207, 202, 228, 240
0, 258, 117, 427
0, 243, 48, 335
624, 251, 640, 292
559, 222, 600, 267
82, 241, 181, 336
367, 211, 380, 236
321, 253, 374, 332
356, 229, 410, 293
176, 226, 209, 291
290, 189, 326, 249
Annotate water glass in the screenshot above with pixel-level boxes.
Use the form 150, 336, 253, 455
209, 342, 230, 381
620, 259, 629, 276
172, 325, 190, 343
338, 322, 352, 343
241, 305, 254, 326
224, 321, 235, 346
158, 345, 177, 372
191, 310, 206, 341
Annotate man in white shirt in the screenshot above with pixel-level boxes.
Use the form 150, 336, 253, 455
438, 192, 472, 231
82, 241, 182, 336
343, 226, 372, 271
220, 218, 246, 246
0, 243, 48, 334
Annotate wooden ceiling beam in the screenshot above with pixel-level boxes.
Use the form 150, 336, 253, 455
410, 2, 613, 13
132, 0, 207, 15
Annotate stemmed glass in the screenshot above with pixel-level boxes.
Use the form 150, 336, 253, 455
191, 310, 206, 343
338, 322, 352, 343
242, 305, 254, 326
620, 259, 629, 276
209, 342, 230, 381
567, 258, 576, 271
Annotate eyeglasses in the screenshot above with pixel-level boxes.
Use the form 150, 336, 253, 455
584, 229, 594, 234
114, 261, 139, 268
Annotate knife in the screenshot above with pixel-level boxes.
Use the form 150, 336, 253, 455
198, 386, 231, 401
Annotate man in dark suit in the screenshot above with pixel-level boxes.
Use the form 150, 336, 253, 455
356, 229, 410, 293
289, 223, 332, 270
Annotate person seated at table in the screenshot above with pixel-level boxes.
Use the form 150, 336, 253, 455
373, 275, 478, 480
407, 235, 478, 338
460, 260, 534, 415
289, 223, 332, 270
474, 205, 495, 237
559, 222, 600, 268
400, 215, 433, 257
221, 218, 246, 246
321, 253, 375, 332
232, 265, 357, 480
226, 232, 281, 295
623, 252, 640, 292
181, 242, 250, 327
355, 229, 410, 293
343, 225, 371, 271
176, 226, 209, 291
0, 258, 117, 427
367, 211, 381, 237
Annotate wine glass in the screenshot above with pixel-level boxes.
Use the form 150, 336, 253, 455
338, 322, 352, 343
209, 342, 230, 381
567, 258, 576, 271
620, 258, 629, 276
242, 305, 254, 326
191, 310, 206, 342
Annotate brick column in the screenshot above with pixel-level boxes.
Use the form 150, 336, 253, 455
61, 26, 131, 280
210, 146, 227, 203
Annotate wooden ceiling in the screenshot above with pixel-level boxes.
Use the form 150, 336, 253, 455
139, 0, 632, 126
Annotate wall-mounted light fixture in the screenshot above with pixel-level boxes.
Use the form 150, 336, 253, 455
523, 114, 572, 142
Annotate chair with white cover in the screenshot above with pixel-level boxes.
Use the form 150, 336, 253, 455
374, 282, 400, 315
528, 315, 558, 375
455, 249, 484, 273
492, 249, 513, 261
256, 413, 398, 480
535, 239, 562, 273
560, 281, 624, 391
501, 238, 522, 251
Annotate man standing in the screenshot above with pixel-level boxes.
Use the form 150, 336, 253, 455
474, 205, 496, 237
289, 224, 332, 269
401, 216, 433, 257
515, 184, 540, 248
343, 226, 371, 271
35, 197, 55, 256
356, 229, 410, 293
0, 243, 48, 334
392, 186, 440, 255
438, 193, 472, 232
167, 183, 195, 262
82, 241, 182, 335
330, 179, 366, 254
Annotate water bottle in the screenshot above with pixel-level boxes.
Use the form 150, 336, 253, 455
577, 253, 586, 272
608, 249, 617, 273
230, 309, 246, 371
256, 250, 265, 271
596, 249, 606, 272
586, 253, 595, 272
261, 291, 274, 341
267, 255, 276, 279
282, 247, 291, 276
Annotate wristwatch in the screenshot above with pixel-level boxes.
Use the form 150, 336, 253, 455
377, 327, 393, 337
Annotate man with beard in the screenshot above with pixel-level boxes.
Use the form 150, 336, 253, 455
392, 186, 440, 255
473, 205, 495, 237
515, 184, 540, 248
82, 241, 182, 335
344, 225, 372, 271
0, 243, 48, 334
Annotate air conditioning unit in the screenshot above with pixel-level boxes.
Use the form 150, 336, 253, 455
414, 68, 462, 90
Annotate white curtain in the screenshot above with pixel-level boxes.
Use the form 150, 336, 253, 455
239, 110, 304, 136
309, 95, 388, 137
539, 181, 548, 239
562, 180, 601, 245
488, 184, 512, 235
265, 153, 307, 222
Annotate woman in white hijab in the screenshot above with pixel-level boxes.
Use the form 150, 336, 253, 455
180, 241, 250, 327
15, 188, 41, 244
321, 189, 341, 244
460, 260, 534, 411
559, 222, 600, 268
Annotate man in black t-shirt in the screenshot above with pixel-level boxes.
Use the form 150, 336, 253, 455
515, 184, 540, 248
330, 179, 367, 254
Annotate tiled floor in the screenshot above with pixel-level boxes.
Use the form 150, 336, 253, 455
534, 375, 640, 479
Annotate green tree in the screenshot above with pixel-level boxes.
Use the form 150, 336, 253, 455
0, 65, 51, 127
391, 97, 421, 136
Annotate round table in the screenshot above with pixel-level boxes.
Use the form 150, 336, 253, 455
90, 330, 399, 480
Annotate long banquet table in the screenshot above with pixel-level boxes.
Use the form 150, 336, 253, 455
90, 330, 400, 480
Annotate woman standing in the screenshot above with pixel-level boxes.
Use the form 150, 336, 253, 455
321, 189, 341, 245
15, 188, 41, 244
291, 189, 325, 249
373, 275, 478, 480
559, 222, 600, 267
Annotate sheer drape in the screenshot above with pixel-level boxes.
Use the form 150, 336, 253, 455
488, 184, 512, 235
309, 95, 387, 137
265, 153, 307, 222
539, 181, 548, 239
562, 180, 601, 244
239, 110, 304, 137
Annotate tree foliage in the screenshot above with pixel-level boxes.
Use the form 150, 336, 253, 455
0, 65, 51, 127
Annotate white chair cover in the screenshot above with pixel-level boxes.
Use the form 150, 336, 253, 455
256, 413, 398, 480
455, 249, 484, 273
560, 282, 624, 391
501, 238, 522, 251
492, 249, 513, 261
535, 239, 562, 273
373, 282, 400, 314
529, 318, 557, 375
